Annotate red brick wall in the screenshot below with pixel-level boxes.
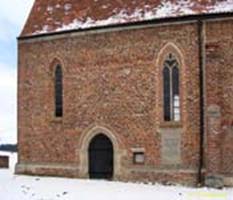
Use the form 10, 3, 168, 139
205, 19, 233, 179
18, 22, 201, 185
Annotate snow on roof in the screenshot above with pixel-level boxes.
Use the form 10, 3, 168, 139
21, 0, 233, 36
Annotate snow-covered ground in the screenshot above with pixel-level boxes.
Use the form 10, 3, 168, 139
0, 151, 232, 200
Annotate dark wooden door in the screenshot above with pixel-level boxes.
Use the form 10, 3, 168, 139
88, 134, 113, 179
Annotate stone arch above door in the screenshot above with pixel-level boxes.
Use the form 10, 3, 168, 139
78, 125, 122, 179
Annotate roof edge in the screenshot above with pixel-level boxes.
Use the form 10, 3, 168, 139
20, 0, 38, 37
18, 12, 233, 41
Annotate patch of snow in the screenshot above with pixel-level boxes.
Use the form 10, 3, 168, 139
102, 5, 109, 9
209, 0, 233, 13
55, 4, 61, 9
155, 0, 195, 17
47, 6, 53, 13
64, 3, 72, 11
36, 25, 50, 34
0, 152, 233, 200
33, 0, 233, 35
54, 1, 186, 33
55, 21, 62, 25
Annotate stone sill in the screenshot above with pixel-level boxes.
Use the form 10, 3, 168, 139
50, 117, 63, 123
159, 122, 183, 128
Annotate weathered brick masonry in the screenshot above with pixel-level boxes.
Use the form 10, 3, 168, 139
17, 22, 200, 185
16, 17, 233, 186
205, 19, 233, 186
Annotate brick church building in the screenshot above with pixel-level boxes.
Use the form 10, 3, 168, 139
16, 0, 233, 187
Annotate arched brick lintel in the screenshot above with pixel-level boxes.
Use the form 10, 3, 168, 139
156, 42, 185, 68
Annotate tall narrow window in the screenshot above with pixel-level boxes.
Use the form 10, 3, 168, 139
55, 65, 63, 117
163, 53, 180, 121
163, 66, 171, 121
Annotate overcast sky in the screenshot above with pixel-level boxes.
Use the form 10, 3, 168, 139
0, 0, 34, 144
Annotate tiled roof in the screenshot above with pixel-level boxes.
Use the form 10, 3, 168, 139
21, 0, 233, 36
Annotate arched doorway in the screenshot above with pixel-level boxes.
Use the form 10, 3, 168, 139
88, 134, 113, 179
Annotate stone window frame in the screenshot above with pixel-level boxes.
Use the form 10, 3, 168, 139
131, 147, 145, 165
156, 42, 187, 127
163, 53, 180, 122
49, 58, 65, 121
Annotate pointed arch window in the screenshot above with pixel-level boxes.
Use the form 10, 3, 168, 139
163, 53, 180, 121
55, 65, 63, 117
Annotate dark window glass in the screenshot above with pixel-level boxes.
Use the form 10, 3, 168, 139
172, 66, 179, 96
55, 65, 63, 117
163, 53, 180, 122
163, 66, 171, 121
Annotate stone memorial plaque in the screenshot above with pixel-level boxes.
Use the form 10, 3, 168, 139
161, 128, 181, 165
